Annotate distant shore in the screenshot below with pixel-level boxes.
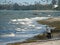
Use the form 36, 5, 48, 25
33, 10, 60, 12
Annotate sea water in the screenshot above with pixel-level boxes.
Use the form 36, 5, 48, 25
0, 10, 60, 45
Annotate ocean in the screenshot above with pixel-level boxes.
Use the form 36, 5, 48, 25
0, 10, 60, 45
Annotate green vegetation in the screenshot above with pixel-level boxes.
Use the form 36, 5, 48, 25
0, 3, 51, 10
0, 1, 60, 10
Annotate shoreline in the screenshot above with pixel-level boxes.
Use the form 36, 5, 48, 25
0, 10, 60, 12
7, 17, 60, 45
33, 10, 60, 12
37, 17, 60, 30
7, 38, 60, 45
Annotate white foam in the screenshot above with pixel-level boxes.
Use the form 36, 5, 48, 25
20, 22, 25, 24
10, 17, 49, 31
35, 27, 42, 30
15, 28, 21, 31
1, 33, 15, 37
25, 18, 30, 21
30, 25, 35, 27
21, 29, 26, 31
11, 17, 49, 22
48, 15, 51, 17
16, 33, 40, 38
11, 19, 17, 21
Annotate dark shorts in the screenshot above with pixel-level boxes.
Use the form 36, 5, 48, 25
47, 33, 51, 39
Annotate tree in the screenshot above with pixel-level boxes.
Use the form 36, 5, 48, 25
13, 3, 20, 10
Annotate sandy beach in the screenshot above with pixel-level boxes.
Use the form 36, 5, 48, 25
20, 40, 60, 45
7, 39, 60, 45
37, 17, 60, 30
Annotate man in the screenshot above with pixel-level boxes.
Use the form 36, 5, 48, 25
46, 25, 52, 39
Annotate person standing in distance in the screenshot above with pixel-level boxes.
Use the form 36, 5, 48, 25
46, 25, 52, 39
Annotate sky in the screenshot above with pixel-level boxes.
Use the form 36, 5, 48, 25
0, 0, 52, 5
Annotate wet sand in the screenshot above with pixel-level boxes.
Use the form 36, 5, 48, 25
7, 39, 60, 45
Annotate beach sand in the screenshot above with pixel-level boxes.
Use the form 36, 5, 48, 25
7, 39, 60, 45
37, 17, 60, 30
20, 40, 60, 45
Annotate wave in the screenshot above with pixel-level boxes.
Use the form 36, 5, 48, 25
0, 17, 49, 37
0, 33, 15, 37
10, 17, 49, 31
0, 17, 50, 44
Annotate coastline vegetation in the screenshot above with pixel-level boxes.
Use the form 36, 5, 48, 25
0, 1, 60, 10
